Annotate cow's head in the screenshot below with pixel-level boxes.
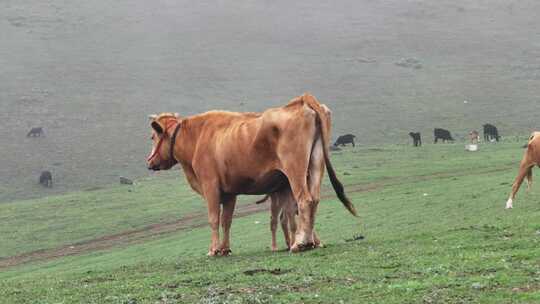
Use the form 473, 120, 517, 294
147, 113, 181, 171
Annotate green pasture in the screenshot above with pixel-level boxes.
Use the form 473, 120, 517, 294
1, 141, 539, 303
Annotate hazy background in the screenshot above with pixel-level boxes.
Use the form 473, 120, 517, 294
1, 0, 540, 202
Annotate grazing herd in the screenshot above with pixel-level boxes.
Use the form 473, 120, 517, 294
22, 92, 532, 256
145, 92, 540, 255
333, 125, 499, 150
25, 126, 54, 188
145, 93, 538, 256
26, 126, 134, 189
404, 124, 499, 147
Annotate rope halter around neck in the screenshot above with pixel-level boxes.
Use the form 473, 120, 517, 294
146, 118, 182, 163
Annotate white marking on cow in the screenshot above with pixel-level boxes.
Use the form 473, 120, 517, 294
505, 198, 513, 209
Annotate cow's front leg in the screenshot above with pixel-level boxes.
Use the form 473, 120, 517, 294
204, 188, 221, 256
219, 194, 236, 256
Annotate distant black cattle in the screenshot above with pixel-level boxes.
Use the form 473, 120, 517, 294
334, 134, 356, 147
27, 127, 44, 137
483, 123, 499, 142
434, 128, 453, 143
39, 171, 52, 188
120, 176, 133, 185
409, 132, 421, 147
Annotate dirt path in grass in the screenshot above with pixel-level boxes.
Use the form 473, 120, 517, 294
0, 165, 513, 270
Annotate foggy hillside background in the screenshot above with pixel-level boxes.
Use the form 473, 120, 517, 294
1, 0, 540, 202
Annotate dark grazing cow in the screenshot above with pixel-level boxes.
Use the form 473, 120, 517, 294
334, 134, 355, 147
27, 127, 44, 137
409, 132, 421, 147
483, 124, 499, 142
434, 128, 453, 143
39, 171, 52, 187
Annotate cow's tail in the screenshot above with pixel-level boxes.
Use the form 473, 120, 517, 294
254, 194, 270, 204
303, 93, 358, 217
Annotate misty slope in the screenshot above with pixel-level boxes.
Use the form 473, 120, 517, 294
1, 0, 539, 201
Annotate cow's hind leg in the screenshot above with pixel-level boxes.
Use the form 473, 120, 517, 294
506, 162, 535, 209
289, 133, 326, 252
286, 172, 315, 252
279, 107, 319, 252
219, 194, 236, 256
279, 211, 291, 250
306, 135, 325, 248
280, 187, 298, 250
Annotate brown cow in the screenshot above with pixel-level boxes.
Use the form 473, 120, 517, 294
146, 93, 357, 255
469, 130, 479, 144
505, 132, 540, 209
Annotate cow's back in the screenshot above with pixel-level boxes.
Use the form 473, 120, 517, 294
191, 102, 316, 194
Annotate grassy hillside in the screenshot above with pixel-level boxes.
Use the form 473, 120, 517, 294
1, 142, 539, 303
3, 0, 540, 202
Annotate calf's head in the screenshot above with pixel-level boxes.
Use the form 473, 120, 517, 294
146, 113, 181, 171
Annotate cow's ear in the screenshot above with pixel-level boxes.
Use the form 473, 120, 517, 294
151, 121, 164, 134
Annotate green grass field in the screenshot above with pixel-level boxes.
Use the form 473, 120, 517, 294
1, 141, 539, 303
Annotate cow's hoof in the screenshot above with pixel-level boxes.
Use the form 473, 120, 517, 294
207, 249, 220, 256
314, 241, 325, 248
219, 248, 232, 256
290, 242, 315, 253
271, 246, 279, 252
505, 199, 513, 209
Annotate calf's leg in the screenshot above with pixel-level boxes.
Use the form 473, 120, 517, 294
280, 188, 298, 249
269, 194, 281, 252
